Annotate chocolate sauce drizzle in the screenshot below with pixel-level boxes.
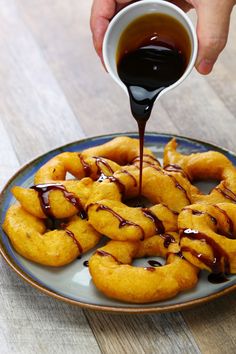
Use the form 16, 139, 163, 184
78, 154, 91, 177
99, 169, 137, 194
160, 233, 176, 248
94, 203, 145, 240
120, 169, 138, 187
90, 202, 167, 240
65, 229, 83, 254
214, 205, 234, 238
132, 154, 161, 167
184, 208, 217, 225
181, 228, 230, 275
181, 245, 229, 284
142, 208, 165, 234
94, 156, 114, 177
171, 176, 190, 202
106, 176, 126, 194
31, 183, 87, 219
83, 260, 89, 267
149, 165, 191, 203
117, 13, 190, 195
215, 182, 236, 203
164, 164, 189, 179
148, 260, 162, 267
96, 250, 121, 263
166, 251, 184, 259
164, 164, 183, 173
207, 272, 229, 284
180, 207, 235, 283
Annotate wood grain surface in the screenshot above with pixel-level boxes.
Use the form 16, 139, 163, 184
0, 0, 236, 353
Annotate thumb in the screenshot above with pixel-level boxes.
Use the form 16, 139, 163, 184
90, 0, 131, 58
194, 0, 234, 75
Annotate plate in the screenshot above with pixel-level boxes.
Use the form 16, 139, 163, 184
1, 132, 236, 313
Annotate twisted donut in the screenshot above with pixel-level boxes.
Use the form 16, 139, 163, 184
164, 138, 236, 204
86, 165, 198, 241
14, 150, 122, 219
3, 204, 101, 266
12, 137, 157, 220
178, 203, 236, 274
89, 233, 198, 303
34, 153, 121, 184
12, 178, 93, 219
12, 156, 121, 220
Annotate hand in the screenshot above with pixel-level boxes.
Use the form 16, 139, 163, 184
90, 0, 132, 62
185, 0, 235, 74
90, 0, 235, 75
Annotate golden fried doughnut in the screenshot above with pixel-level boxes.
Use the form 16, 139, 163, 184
87, 200, 178, 241
12, 178, 93, 219
34, 152, 121, 184
164, 138, 236, 204
89, 233, 198, 303
86, 165, 198, 241
3, 204, 101, 266
141, 166, 199, 212
13, 136, 157, 220
178, 203, 236, 274
164, 138, 233, 180
82, 136, 156, 165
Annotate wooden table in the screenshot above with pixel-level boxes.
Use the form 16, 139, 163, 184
1, 1, 236, 353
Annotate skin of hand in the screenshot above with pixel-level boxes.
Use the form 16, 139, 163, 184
90, 0, 235, 75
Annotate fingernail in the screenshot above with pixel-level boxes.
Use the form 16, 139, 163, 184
196, 58, 214, 75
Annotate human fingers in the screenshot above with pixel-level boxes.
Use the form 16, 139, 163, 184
193, 0, 235, 75
90, 0, 132, 58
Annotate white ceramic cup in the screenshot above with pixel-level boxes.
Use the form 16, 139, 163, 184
103, 0, 198, 99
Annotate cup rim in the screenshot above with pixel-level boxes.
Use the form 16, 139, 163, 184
103, 0, 198, 97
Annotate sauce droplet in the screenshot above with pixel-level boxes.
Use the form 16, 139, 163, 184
148, 260, 162, 267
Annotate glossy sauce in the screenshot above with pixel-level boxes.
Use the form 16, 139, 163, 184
90, 202, 167, 240
65, 229, 83, 254
160, 233, 176, 248
96, 249, 121, 264
31, 183, 87, 219
164, 163, 189, 179
208, 272, 229, 284
94, 156, 114, 177
132, 154, 161, 167
215, 183, 236, 203
83, 260, 89, 267
142, 208, 165, 234
117, 13, 191, 193
106, 176, 126, 194
148, 260, 162, 267
104, 169, 138, 194
93, 203, 146, 240
120, 169, 138, 187
214, 204, 234, 238
180, 207, 235, 283
149, 164, 191, 203
78, 154, 92, 177
190, 209, 217, 225
181, 228, 230, 275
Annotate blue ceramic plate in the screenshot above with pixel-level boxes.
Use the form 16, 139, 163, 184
1, 132, 236, 313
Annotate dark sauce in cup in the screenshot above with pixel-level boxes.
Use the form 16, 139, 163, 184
116, 13, 191, 193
